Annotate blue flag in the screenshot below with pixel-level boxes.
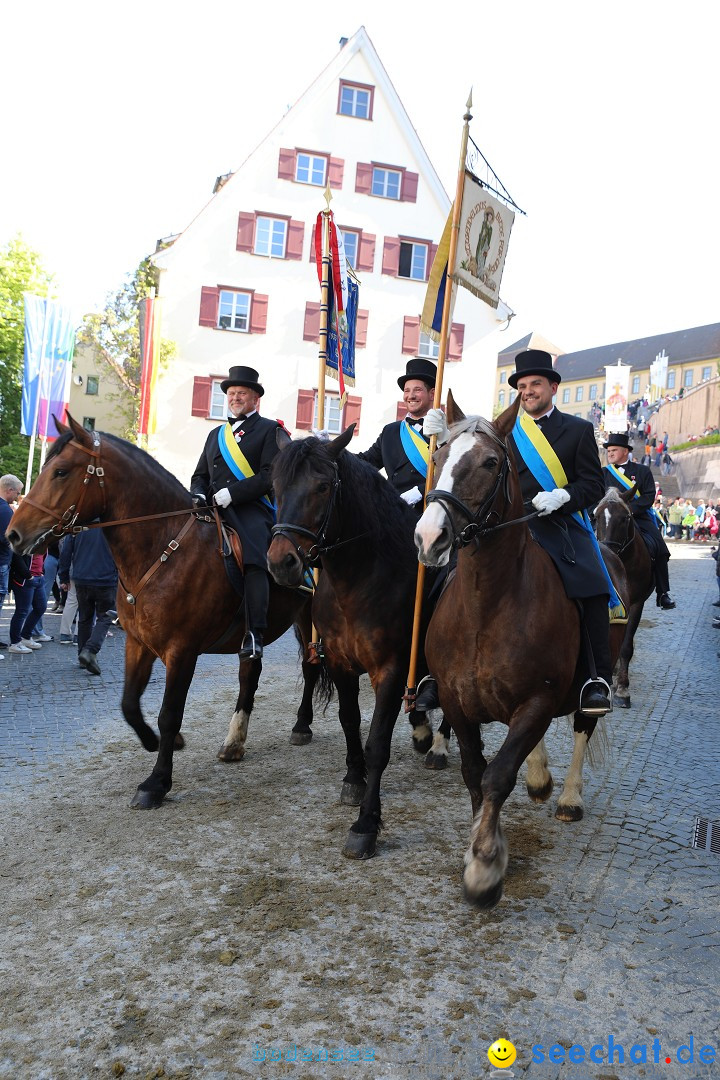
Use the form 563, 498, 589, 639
326, 275, 357, 387
21, 295, 76, 438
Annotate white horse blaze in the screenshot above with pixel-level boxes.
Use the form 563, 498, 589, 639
415, 432, 476, 564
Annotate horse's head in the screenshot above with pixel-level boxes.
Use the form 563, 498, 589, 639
7, 414, 108, 554
415, 392, 522, 566
267, 425, 355, 587
594, 485, 636, 552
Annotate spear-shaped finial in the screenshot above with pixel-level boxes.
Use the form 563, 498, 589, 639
324, 180, 332, 210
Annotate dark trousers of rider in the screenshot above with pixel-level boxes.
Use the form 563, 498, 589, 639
581, 594, 612, 685
654, 552, 671, 597
76, 584, 117, 656
243, 564, 269, 634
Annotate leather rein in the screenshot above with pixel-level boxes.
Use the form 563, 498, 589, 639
271, 460, 368, 569
426, 429, 538, 549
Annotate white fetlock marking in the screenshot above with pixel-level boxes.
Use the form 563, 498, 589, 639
526, 737, 551, 791
412, 722, 432, 745
222, 709, 250, 751
430, 732, 449, 759
463, 817, 508, 901
558, 729, 588, 811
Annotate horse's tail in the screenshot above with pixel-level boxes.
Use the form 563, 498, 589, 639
292, 623, 335, 708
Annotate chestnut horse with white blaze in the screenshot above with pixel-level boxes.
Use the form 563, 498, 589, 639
7, 416, 317, 807
414, 394, 628, 908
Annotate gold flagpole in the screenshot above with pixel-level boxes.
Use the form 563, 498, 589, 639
406, 92, 472, 705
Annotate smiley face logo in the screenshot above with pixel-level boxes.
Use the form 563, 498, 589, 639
487, 1038, 517, 1068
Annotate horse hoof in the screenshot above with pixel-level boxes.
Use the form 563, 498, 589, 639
130, 786, 167, 809
290, 728, 313, 746
342, 830, 377, 860
615, 697, 631, 709
340, 781, 366, 806
174, 733, 185, 750
424, 751, 448, 770
463, 877, 504, 909
555, 803, 584, 822
217, 745, 245, 762
527, 777, 554, 803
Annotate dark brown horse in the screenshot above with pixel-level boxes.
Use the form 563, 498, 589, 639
594, 486, 654, 709
7, 416, 317, 806
267, 426, 437, 859
414, 394, 628, 907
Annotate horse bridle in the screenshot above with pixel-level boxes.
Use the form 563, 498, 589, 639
597, 502, 636, 557
426, 429, 538, 548
22, 431, 108, 545
271, 461, 343, 568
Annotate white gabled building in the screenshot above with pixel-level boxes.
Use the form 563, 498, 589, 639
150, 26, 513, 483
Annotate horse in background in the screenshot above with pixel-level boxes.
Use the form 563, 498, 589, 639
7, 416, 317, 806
594, 486, 653, 709
267, 426, 439, 860
414, 393, 628, 908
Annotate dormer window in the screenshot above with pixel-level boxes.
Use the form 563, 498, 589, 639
338, 80, 374, 120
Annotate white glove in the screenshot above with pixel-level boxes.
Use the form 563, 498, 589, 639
532, 488, 571, 516
400, 486, 423, 506
214, 487, 232, 508
423, 408, 449, 444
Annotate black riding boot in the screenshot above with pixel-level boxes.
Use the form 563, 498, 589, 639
654, 554, 675, 608
579, 594, 613, 716
239, 564, 269, 659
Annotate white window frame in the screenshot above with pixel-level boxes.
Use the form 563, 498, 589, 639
85, 375, 99, 395
684, 369, 694, 387
575, 386, 584, 402
509, 390, 517, 404
589, 383, 597, 400
498, 390, 505, 407
254, 216, 287, 258
313, 392, 342, 434
398, 241, 428, 281
218, 289, 251, 332
372, 167, 401, 200
631, 375, 641, 394
500, 371, 506, 383
296, 152, 327, 187
339, 84, 370, 119
209, 379, 227, 421
667, 370, 676, 389
702, 365, 712, 381
562, 388, 570, 404
340, 229, 359, 269
418, 331, 439, 360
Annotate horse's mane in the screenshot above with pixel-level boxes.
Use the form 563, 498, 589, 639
446, 414, 507, 449
274, 436, 417, 565
46, 429, 192, 510
596, 487, 628, 512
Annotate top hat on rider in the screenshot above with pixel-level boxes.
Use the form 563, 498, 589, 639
508, 348, 616, 716
357, 357, 437, 514
190, 364, 281, 660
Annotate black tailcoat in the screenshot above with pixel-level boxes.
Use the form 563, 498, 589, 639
603, 459, 669, 561
508, 408, 608, 599
358, 419, 429, 498
190, 413, 280, 567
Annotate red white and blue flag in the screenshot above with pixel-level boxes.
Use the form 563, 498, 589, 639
21, 294, 76, 438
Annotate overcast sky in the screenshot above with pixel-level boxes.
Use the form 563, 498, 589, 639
2, 0, 718, 354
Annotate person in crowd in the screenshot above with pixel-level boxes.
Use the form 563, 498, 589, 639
58, 527, 118, 675
7, 550, 48, 653
0, 475, 23, 659
190, 365, 285, 661
667, 497, 685, 539
681, 501, 697, 541
693, 500, 708, 541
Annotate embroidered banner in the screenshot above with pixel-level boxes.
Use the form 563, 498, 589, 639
455, 172, 514, 309
604, 361, 631, 434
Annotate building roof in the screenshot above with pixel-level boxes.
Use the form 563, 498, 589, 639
497, 331, 566, 365
555, 322, 720, 381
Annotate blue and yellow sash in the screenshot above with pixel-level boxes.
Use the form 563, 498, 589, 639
513, 413, 626, 620
399, 419, 429, 478
218, 422, 275, 514
605, 463, 663, 529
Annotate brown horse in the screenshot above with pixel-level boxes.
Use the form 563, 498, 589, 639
414, 394, 628, 907
594, 486, 654, 709
7, 416, 317, 807
267, 426, 438, 859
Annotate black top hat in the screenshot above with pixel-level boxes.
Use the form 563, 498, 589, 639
603, 432, 633, 450
220, 365, 265, 396
397, 357, 437, 390
508, 349, 561, 389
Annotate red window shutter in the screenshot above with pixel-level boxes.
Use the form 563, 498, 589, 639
357, 232, 375, 272
396, 402, 409, 421
401, 171, 419, 203
343, 394, 362, 436
250, 294, 269, 334
309, 221, 317, 264
286, 219, 305, 261
191, 376, 213, 417
355, 309, 369, 348
296, 389, 315, 430
448, 322, 465, 361
328, 156, 344, 189
278, 148, 296, 182
237, 211, 255, 252
382, 236, 401, 276
402, 315, 420, 355
199, 286, 219, 327
355, 162, 373, 195
426, 243, 438, 280
303, 302, 321, 342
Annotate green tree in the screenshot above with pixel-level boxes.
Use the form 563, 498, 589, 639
0, 235, 55, 479
77, 257, 175, 440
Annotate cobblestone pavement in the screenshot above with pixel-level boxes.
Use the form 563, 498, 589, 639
0, 542, 718, 1079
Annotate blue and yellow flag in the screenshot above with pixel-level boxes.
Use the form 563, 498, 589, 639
420, 209, 453, 342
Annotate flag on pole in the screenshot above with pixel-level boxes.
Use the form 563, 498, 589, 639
456, 172, 515, 309
138, 294, 161, 436
21, 294, 76, 438
315, 211, 356, 394
604, 360, 631, 434
421, 209, 455, 341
